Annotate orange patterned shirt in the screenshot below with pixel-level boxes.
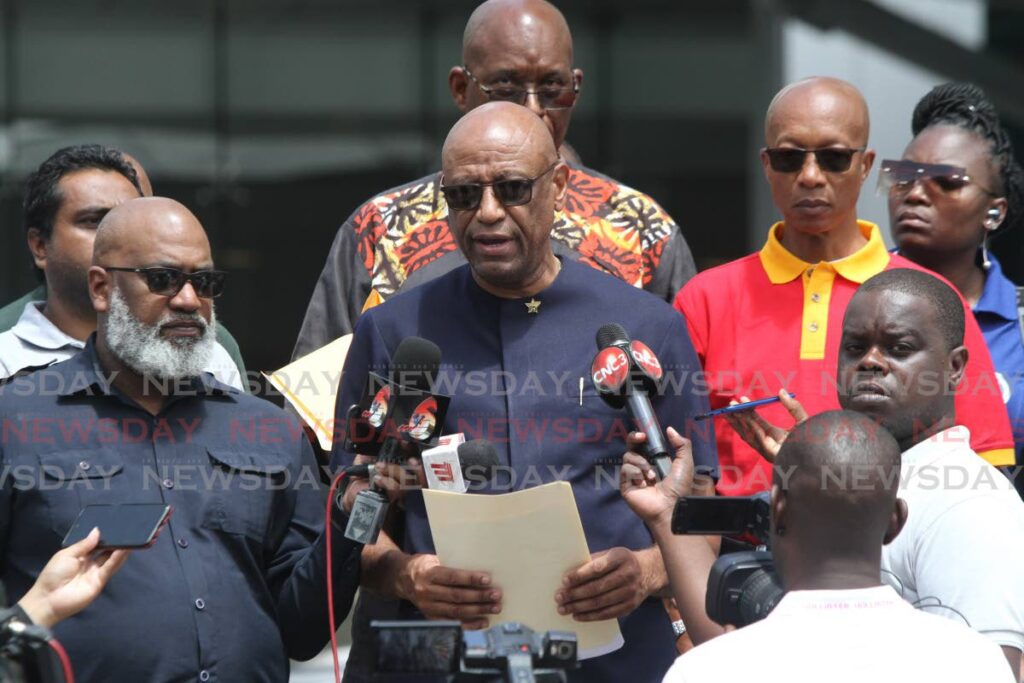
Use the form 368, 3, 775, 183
293, 162, 695, 358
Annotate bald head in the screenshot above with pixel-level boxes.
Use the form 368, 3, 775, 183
89, 197, 218, 385
463, 0, 572, 65
94, 197, 209, 266
773, 411, 902, 575
765, 77, 870, 145
121, 152, 153, 197
760, 77, 874, 238
440, 101, 567, 297
443, 101, 558, 173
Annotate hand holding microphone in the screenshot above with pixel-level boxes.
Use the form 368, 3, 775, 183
343, 336, 447, 544
619, 427, 696, 529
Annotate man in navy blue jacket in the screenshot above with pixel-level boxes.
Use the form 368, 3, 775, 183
331, 102, 717, 683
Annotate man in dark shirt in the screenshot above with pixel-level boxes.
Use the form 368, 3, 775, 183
0, 197, 365, 682
331, 102, 717, 683
293, 0, 696, 358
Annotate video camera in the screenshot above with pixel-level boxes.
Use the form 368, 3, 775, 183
671, 492, 784, 628
371, 620, 578, 682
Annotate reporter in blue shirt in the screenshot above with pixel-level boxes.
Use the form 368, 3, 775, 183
886, 82, 1024, 497
0, 198, 364, 682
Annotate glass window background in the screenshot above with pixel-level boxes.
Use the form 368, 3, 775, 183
0, 0, 754, 373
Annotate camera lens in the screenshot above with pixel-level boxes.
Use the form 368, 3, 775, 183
738, 569, 784, 625
552, 642, 575, 660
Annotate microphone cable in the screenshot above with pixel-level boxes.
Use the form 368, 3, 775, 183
325, 469, 348, 683
48, 637, 74, 683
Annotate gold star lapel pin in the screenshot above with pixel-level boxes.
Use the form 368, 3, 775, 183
525, 298, 542, 314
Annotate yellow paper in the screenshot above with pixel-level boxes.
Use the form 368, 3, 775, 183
423, 481, 624, 659
263, 334, 352, 451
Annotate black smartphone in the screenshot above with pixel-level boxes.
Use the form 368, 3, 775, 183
62, 504, 173, 549
671, 495, 768, 536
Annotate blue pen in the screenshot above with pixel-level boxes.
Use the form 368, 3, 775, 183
694, 393, 796, 421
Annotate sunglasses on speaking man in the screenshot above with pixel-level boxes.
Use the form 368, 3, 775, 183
876, 159, 999, 197
101, 266, 227, 299
763, 147, 867, 174
440, 160, 561, 212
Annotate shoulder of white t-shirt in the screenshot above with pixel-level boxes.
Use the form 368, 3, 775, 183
204, 342, 244, 390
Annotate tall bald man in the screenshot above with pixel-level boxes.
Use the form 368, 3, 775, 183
330, 102, 716, 682
293, 0, 696, 359
675, 77, 1013, 496
0, 198, 369, 682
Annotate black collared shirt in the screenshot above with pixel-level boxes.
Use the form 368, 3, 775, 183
0, 339, 361, 682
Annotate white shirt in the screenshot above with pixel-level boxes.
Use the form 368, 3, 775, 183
663, 585, 1014, 683
881, 426, 1024, 651
0, 301, 244, 390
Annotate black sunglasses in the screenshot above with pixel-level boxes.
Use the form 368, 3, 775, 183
878, 159, 997, 196
440, 160, 560, 211
463, 67, 578, 110
102, 266, 226, 299
764, 147, 866, 173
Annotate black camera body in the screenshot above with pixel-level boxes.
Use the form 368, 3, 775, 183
671, 492, 784, 629
671, 491, 771, 543
705, 550, 785, 628
371, 620, 578, 682
462, 622, 577, 675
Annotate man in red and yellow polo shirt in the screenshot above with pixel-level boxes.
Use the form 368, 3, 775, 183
676, 76, 1013, 496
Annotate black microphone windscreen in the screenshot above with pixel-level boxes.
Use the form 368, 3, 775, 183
596, 323, 630, 350
391, 336, 441, 392
457, 439, 500, 471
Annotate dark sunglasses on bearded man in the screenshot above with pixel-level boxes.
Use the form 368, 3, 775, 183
100, 266, 227, 299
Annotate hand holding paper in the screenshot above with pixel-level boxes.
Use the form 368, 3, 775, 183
423, 482, 623, 659
556, 547, 653, 622
399, 553, 502, 631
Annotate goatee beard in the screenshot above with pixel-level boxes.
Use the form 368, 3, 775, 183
105, 288, 216, 381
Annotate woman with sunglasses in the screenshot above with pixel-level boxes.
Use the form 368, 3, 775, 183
884, 82, 1024, 497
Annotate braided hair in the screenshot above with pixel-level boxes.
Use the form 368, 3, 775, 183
911, 82, 1024, 235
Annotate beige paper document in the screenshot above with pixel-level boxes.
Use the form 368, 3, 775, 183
423, 481, 624, 659
263, 334, 352, 451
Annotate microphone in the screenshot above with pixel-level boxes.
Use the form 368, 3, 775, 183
345, 337, 443, 458
592, 323, 672, 480
389, 336, 439, 393
341, 440, 500, 531
345, 336, 448, 545
423, 439, 502, 492
457, 440, 501, 490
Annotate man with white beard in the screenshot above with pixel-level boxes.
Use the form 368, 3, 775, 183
0, 197, 376, 682
104, 282, 218, 383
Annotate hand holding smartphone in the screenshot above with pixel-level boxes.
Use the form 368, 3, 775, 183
694, 393, 796, 421
62, 504, 173, 549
